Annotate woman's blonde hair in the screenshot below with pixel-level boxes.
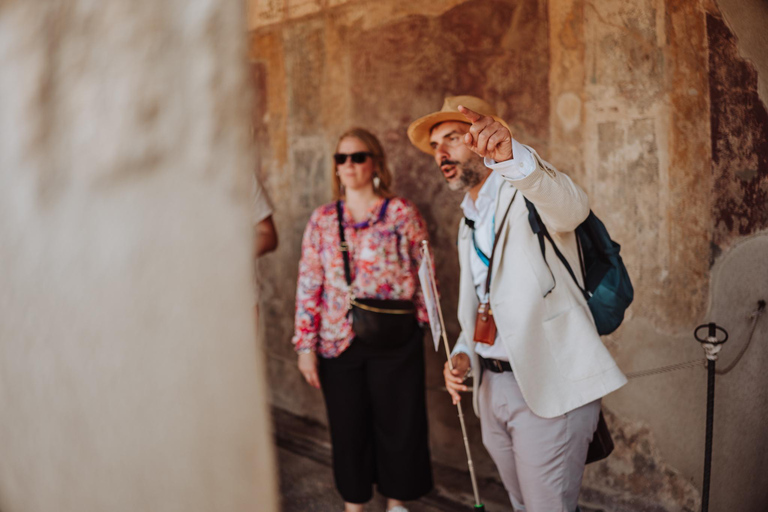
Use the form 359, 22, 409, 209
332, 128, 394, 200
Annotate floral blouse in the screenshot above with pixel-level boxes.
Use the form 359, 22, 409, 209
292, 197, 430, 358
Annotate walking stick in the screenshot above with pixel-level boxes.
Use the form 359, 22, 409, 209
693, 322, 728, 512
420, 241, 485, 511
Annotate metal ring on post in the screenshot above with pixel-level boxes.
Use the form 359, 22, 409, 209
695, 323, 729, 361
694, 323, 729, 345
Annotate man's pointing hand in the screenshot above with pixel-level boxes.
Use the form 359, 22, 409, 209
458, 105, 514, 163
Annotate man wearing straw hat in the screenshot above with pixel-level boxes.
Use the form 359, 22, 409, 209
407, 96, 626, 512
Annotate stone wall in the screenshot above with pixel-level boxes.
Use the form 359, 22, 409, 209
708, 13, 768, 253
253, 0, 552, 479
249, 0, 768, 510
0, 2, 277, 512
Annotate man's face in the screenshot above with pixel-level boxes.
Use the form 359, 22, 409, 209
429, 121, 487, 193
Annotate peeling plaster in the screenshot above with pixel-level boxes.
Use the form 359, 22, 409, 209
713, 0, 768, 108
708, 13, 768, 252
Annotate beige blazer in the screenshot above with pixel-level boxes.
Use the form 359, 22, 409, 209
454, 147, 627, 419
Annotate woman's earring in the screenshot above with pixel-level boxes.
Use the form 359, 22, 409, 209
373, 175, 381, 190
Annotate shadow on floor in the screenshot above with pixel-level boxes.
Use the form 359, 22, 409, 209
273, 407, 609, 512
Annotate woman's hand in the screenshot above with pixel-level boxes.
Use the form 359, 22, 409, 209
443, 353, 471, 405
298, 351, 321, 389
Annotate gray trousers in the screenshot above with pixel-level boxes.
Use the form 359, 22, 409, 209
478, 370, 600, 512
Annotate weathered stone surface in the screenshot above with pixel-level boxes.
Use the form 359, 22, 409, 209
251, 5, 551, 482
249, 0, 768, 510
706, 233, 768, 512
248, 0, 469, 31
664, 0, 713, 324
583, 409, 701, 512
549, 0, 587, 176
580, 0, 712, 332
707, 13, 768, 254
714, 0, 768, 106
0, 2, 277, 511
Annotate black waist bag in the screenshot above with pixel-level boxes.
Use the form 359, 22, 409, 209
349, 298, 417, 348
336, 201, 417, 348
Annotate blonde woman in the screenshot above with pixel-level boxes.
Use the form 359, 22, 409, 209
293, 128, 433, 512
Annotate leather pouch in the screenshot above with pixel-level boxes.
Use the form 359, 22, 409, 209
473, 302, 496, 345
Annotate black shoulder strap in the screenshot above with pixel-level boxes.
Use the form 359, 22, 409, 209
335, 201, 352, 287
483, 189, 518, 297
524, 198, 588, 299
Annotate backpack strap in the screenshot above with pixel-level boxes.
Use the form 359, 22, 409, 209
524, 198, 589, 300
483, 189, 517, 298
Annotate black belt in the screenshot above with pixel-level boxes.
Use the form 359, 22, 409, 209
478, 355, 512, 373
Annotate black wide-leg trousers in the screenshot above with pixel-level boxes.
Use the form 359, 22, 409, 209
318, 327, 433, 504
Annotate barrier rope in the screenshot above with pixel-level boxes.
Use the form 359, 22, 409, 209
624, 301, 765, 381
625, 359, 704, 379
716, 300, 765, 375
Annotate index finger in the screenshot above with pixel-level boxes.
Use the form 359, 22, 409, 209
458, 105, 485, 124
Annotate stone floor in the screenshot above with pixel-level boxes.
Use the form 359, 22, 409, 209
274, 408, 608, 512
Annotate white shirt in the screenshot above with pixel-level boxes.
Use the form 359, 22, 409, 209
252, 174, 275, 304
251, 174, 274, 225
456, 138, 536, 362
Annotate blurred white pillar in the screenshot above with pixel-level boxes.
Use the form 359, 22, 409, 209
0, 2, 278, 511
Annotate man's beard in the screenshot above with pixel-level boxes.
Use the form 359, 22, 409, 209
445, 158, 487, 192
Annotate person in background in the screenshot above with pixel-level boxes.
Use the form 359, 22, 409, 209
252, 174, 277, 330
292, 128, 433, 512
252, 174, 278, 258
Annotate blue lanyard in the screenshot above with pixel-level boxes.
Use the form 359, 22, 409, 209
471, 214, 495, 267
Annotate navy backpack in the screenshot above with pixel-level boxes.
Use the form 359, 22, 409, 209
524, 198, 633, 335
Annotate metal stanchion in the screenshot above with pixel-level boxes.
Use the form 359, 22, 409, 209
693, 322, 728, 512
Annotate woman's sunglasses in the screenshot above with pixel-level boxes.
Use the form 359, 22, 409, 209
334, 152, 372, 165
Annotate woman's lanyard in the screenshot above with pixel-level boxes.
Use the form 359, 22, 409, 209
336, 198, 391, 287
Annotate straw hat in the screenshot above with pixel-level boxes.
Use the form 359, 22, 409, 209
407, 95, 510, 155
